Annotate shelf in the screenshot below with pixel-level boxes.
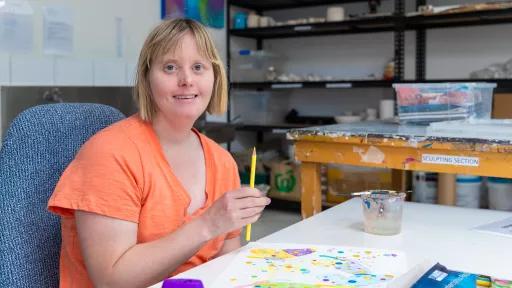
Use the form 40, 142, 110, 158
230, 9, 512, 39
231, 79, 512, 91
406, 8, 512, 30
235, 123, 309, 133
231, 80, 394, 89
230, 16, 398, 39
396, 79, 512, 91
230, 0, 380, 11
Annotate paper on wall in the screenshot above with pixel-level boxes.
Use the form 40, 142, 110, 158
0, 0, 34, 53
43, 5, 73, 55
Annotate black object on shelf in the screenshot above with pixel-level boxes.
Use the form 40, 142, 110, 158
285, 109, 336, 125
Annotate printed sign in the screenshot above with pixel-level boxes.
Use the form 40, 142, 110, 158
421, 154, 479, 167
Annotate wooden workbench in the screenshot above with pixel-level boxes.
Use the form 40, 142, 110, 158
288, 122, 512, 218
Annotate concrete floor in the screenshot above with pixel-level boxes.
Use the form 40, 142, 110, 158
242, 208, 302, 244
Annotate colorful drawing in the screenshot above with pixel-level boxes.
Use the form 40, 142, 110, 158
213, 243, 407, 288
162, 0, 224, 28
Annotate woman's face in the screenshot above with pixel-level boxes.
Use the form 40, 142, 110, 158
149, 32, 214, 123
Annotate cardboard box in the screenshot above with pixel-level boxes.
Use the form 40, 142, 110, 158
269, 160, 301, 202
492, 93, 512, 119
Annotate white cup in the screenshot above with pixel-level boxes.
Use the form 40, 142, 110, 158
259, 16, 270, 27
327, 6, 345, 22
379, 100, 395, 120
366, 108, 377, 120
247, 13, 260, 28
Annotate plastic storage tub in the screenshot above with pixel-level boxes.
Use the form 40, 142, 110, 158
392, 83, 496, 125
488, 177, 512, 211
455, 174, 483, 208
230, 50, 278, 82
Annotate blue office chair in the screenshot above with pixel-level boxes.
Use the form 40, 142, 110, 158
0, 103, 125, 287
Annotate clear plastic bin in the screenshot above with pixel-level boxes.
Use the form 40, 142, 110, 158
392, 83, 496, 125
230, 50, 279, 82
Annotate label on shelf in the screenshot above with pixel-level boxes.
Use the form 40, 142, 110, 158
325, 82, 353, 88
271, 83, 303, 89
294, 25, 312, 31
421, 154, 480, 167
272, 129, 289, 134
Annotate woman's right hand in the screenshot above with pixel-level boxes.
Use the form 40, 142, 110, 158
200, 187, 271, 238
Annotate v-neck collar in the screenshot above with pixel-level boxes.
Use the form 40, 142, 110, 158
141, 115, 212, 220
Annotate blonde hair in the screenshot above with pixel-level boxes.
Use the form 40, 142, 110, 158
133, 18, 228, 121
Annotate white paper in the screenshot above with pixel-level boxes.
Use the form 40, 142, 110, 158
43, 5, 73, 55
473, 217, 512, 238
421, 154, 479, 167
212, 242, 408, 288
0, 0, 34, 53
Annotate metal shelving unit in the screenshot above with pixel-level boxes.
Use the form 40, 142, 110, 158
226, 1, 512, 136
409, 5, 512, 83
226, 0, 404, 127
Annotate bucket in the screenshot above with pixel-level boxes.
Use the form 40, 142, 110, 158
456, 174, 483, 208
412, 172, 437, 204
488, 177, 512, 211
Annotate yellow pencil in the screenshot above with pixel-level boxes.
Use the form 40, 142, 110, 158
245, 147, 257, 242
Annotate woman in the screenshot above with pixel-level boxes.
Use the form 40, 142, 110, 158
48, 18, 270, 287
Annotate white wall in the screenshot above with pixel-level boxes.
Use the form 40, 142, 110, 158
0, 0, 228, 86
0, 0, 229, 140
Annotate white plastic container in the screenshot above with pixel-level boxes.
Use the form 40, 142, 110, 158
488, 177, 512, 211
392, 83, 496, 125
412, 171, 437, 204
455, 174, 483, 208
230, 50, 279, 82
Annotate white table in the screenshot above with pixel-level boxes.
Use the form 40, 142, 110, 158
151, 199, 512, 287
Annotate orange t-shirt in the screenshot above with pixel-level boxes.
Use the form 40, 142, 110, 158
48, 114, 241, 287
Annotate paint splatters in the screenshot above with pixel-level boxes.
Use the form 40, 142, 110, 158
353, 146, 386, 164
402, 156, 417, 168
218, 244, 403, 287
283, 248, 315, 257
384, 253, 398, 257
